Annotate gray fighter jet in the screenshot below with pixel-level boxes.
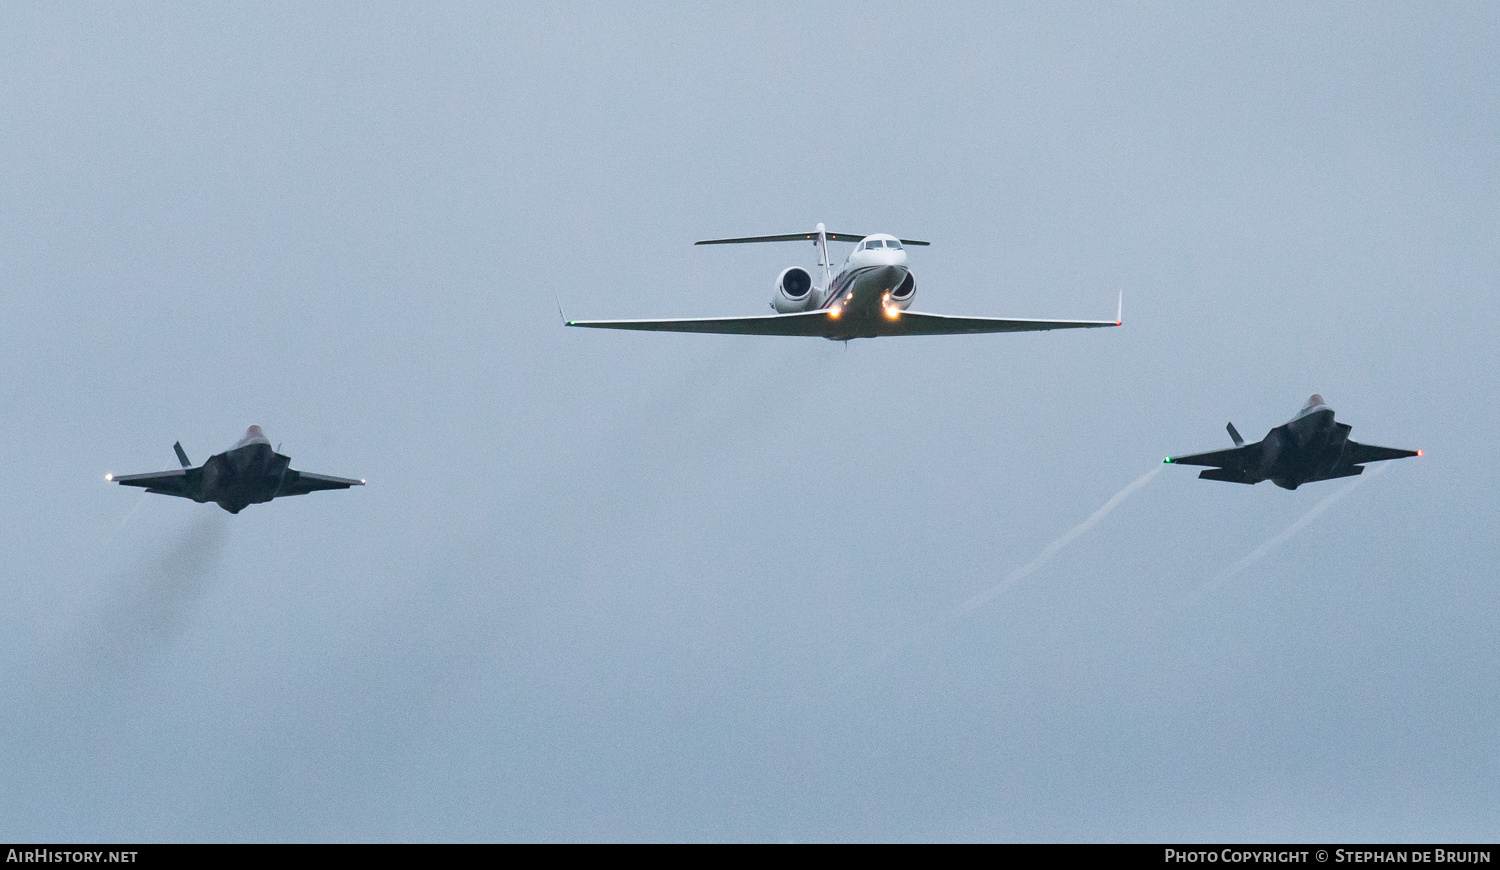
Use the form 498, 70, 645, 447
1166, 395, 1419, 490
108, 426, 364, 513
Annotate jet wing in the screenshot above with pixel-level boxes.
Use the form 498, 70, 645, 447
1344, 441, 1419, 465
873, 311, 1119, 336
110, 468, 196, 498
276, 470, 365, 497
567, 310, 1119, 338
567, 311, 840, 337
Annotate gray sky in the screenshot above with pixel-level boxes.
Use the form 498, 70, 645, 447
2, 2, 1496, 841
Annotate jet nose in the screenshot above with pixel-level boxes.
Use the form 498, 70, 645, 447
876, 264, 908, 290
234, 425, 271, 448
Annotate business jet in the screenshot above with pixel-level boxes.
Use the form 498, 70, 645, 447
565, 224, 1121, 340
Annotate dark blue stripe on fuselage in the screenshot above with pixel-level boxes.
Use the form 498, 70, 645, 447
819, 266, 883, 309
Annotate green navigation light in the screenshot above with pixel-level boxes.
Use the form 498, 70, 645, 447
1163, 457, 1173, 463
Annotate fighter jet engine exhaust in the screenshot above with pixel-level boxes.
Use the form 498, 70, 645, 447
90, 513, 230, 668
954, 465, 1166, 617
772, 266, 814, 313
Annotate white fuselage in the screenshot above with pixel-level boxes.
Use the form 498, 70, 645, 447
820, 234, 912, 315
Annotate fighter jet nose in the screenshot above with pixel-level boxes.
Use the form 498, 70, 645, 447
233, 425, 272, 449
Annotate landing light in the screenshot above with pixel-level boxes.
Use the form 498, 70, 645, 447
884, 306, 900, 320
829, 306, 842, 319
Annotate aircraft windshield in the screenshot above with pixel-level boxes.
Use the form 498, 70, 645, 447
887, 240, 902, 250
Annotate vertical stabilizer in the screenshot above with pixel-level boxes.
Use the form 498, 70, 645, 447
1226, 423, 1244, 447
815, 222, 831, 290
173, 442, 191, 468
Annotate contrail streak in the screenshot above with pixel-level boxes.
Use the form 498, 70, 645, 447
111, 493, 149, 540
88, 512, 230, 668
1183, 461, 1391, 605
954, 465, 1165, 617
869, 465, 1163, 668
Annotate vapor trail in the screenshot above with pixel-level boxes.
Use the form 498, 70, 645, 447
111, 492, 149, 539
953, 465, 1165, 617
868, 465, 1164, 669
1183, 461, 1391, 605
88, 512, 230, 667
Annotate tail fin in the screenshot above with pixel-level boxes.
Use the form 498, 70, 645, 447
173, 442, 191, 468
1226, 423, 1244, 447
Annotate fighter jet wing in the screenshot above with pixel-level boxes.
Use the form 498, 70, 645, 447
276, 470, 365, 497
873, 311, 1119, 336
1165, 443, 1265, 484
1344, 441, 1420, 464
109, 468, 197, 498
566, 311, 838, 337
1167, 444, 1263, 469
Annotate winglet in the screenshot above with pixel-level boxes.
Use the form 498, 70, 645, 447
554, 292, 570, 326
1226, 423, 1244, 447
173, 442, 191, 468
1116, 291, 1123, 326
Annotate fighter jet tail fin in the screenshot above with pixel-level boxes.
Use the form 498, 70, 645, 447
173, 442, 191, 468
1226, 423, 1244, 447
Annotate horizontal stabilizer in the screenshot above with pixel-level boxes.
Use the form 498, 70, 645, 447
1198, 467, 1258, 484
695, 232, 929, 246
1304, 465, 1365, 484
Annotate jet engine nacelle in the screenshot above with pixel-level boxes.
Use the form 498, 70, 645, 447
772, 266, 815, 313
887, 271, 915, 311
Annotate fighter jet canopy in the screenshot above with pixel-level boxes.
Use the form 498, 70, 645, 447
232, 425, 271, 449
1295, 394, 1329, 418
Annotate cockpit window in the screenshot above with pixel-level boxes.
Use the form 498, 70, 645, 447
866, 239, 884, 249
887, 240, 902, 250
